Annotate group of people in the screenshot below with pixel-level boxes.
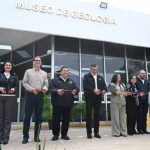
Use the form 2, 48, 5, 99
109, 70, 150, 137
0, 56, 149, 145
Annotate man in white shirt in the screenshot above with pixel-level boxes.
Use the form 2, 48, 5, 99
83, 64, 107, 139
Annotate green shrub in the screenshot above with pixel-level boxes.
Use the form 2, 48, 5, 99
42, 94, 52, 120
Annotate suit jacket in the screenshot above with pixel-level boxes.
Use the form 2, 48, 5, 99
109, 83, 126, 106
136, 77, 149, 100
83, 73, 107, 101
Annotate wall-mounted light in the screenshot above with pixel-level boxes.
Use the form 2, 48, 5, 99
100, 2, 108, 9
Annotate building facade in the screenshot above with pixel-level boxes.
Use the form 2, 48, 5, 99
0, 0, 150, 122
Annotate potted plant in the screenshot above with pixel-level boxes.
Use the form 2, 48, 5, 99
42, 94, 52, 130
71, 101, 86, 123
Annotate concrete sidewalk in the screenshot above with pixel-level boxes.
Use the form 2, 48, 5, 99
1, 127, 150, 150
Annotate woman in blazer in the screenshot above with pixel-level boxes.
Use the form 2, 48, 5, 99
109, 74, 127, 137
0, 61, 19, 144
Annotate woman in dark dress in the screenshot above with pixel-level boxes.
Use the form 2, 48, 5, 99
126, 75, 143, 135
0, 61, 19, 144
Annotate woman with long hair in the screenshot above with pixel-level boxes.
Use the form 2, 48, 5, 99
0, 60, 19, 144
109, 74, 127, 137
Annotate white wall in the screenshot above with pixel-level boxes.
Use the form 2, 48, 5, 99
0, 0, 150, 48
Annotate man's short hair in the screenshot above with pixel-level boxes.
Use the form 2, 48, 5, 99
34, 56, 41, 61
60, 66, 69, 72
90, 64, 98, 68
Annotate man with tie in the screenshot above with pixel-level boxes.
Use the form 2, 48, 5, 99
136, 70, 150, 134
83, 64, 107, 139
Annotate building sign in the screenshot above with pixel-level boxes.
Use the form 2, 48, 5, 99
16, 1, 117, 25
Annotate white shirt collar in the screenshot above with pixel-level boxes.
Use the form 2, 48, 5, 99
60, 76, 68, 82
4, 72, 10, 79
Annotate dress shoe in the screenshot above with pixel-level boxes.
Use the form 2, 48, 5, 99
87, 134, 92, 139
143, 131, 150, 134
128, 133, 133, 136
3, 139, 8, 145
52, 135, 59, 141
113, 135, 120, 137
120, 133, 127, 137
22, 138, 28, 144
34, 138, 40, 142
94, 134, 101, 138
0, 139, 2, 144
133, 130, 138, 134
138, 130, 144, 134
61, 135, 70, 140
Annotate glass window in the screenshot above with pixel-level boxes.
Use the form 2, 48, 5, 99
126, 45, 144, 60
81, 39, 104, 88
12, 43, 33, 65
55, 36, 80, 100
127, 46, 145, 77
146, 48, 150, 61
147, 62, 150, 73
128, 60, 145, 77
35, 36, 51, 56
41, 55, 51, 82
105, 42, 126, 84
14, 61, 33, 80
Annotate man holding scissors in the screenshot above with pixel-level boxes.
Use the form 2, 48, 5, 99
50, 66, 78, 141
22, 56, 48, 144
83, 64, 107, 139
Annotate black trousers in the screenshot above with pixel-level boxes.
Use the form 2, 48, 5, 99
137, 99, 149, 132
23, 92, 43, 139
52, 106, 71, 136
126, 97, 137, 134
86, 99, 101, 135
0, 95, 16, 141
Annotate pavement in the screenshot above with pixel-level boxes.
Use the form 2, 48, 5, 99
1, 126, 150, 150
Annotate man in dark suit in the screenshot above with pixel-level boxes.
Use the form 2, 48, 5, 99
136, 70, 150, 134
83, 64, 107, 139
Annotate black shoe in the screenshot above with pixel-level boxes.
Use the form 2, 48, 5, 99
94, 134, 101, 138
120, 133, 127, 137
61, 135, 70, 140
128, 133, 133, 136
22, 138, 28, 144
87, 134, 92, 139
143, 131, 150, 134
113, 135, 120, 137
34, 138, 40, 142
0, 139, 2, 144
133, 130, 138, 134
52, 135, 59, 141
138, 130, 144, 134
3, 139, 8, 145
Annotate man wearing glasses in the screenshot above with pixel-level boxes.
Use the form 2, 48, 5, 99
83, 64, 107, 139
22, 56, 48, 144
